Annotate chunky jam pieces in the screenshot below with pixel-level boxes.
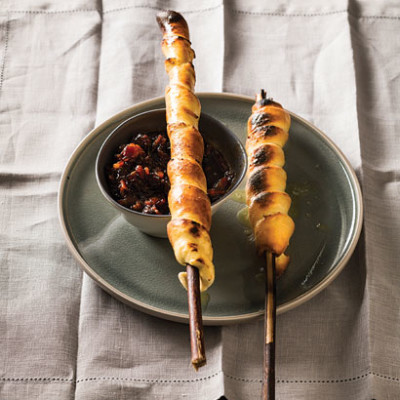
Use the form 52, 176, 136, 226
107, 130, 234, 215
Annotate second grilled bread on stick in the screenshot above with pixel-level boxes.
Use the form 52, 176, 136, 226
246, 90, 295, 272
157, 11, 215, 293
246, 90, 295, 399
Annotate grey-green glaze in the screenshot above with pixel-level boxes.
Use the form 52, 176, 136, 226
58, 93, 363, 325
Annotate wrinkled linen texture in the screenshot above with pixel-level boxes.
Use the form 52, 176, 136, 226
0, 0, 399, 398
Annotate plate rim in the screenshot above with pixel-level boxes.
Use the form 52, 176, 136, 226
58, 91, 363, 325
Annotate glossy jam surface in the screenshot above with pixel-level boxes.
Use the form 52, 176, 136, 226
107, 130, 234, 214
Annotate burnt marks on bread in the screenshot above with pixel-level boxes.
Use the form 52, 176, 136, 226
255, 90, 282, 108
256, 98, 274, 107
189, 221, 201, 237
247, 167, 267, 195
252, 125, 280, 139
251, 146, 273, 167
253, 192, 274, 208
188, 243, 198, 252
166, 10, 184, 24
156, 10, 190, 41
182, 106, 199, 119
157, 10, 185, 28
251, 112, 271, 127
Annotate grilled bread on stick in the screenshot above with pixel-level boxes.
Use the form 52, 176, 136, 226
157, 11, 214, 292
246, 90, 295, 275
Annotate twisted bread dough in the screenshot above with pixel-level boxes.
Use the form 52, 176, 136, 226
246, 91, 295, 274
157, 11, 214, 291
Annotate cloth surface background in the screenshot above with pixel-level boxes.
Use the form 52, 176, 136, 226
1, 0, 399, 398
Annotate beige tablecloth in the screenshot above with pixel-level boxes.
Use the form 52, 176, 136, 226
1, 0, 400, 398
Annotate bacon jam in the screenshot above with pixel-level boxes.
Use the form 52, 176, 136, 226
107, 130, 234, 215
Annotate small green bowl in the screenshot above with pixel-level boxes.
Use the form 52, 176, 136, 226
95, 108, 248, 237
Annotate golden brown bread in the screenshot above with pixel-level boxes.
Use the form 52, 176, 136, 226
169, 124, 204, 164
167, 158, 207, 192
157, 11, 214, 291
167, 219, 214, 290
246, 91, 295, 265
166, 86, 201, 127
168, 185, 212, 232
247, 143, 285, 173
253, 214, 295, 256
246, 165, 287, 201
275, 253, 290, 277
248, 191, 291, 228
167, 63, 196, 89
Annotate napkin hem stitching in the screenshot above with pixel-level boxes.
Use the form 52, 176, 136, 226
1, 378, 73, 383
4, 9, 98, 14
232, 9, 347, 18
103, 4, 222, 15
2, 371, 399, 385
232, 9, 400, 20
2, 5, 223, 15
3, 7, 400, 20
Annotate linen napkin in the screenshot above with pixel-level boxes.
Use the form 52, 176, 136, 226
1, 0, 399, 398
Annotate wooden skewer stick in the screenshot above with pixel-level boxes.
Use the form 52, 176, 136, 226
263, 252, 276, 400
186, 264, 206, 370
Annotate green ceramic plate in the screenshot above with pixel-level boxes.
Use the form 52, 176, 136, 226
58, 93, 363, 325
